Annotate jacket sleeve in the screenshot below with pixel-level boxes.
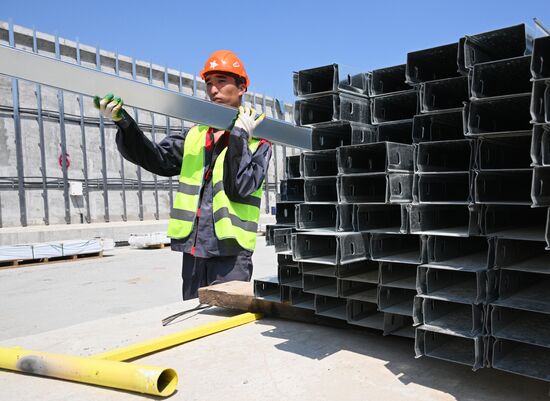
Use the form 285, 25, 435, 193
223, 126, 272, 201
115, 110, 186, 177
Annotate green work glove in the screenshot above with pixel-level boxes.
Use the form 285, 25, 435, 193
93, 93, 124, 122
233, 106, 266, 139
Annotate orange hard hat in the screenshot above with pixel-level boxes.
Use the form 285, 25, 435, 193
200, 50, 249, 88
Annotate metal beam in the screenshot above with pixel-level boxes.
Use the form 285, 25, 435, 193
116, 51, 127, 222
76, 39, 91, 224
33, 27, 50, 225
55, 35, 71, 224
9, 23, 27, 227
0, 45, 312, 149
96, 46, 109, 222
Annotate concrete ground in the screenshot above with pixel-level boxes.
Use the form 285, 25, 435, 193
0, 240, 548, 401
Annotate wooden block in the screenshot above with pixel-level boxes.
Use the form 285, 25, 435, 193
199, 281, 346, 326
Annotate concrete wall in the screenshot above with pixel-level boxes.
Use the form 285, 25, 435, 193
0, 21, 299, 228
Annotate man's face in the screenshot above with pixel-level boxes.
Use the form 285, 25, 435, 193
205, 73, 246, 108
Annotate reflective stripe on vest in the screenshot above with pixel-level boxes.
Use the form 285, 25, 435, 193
166, 125, 207, 239
167, 126, 264, 252
211, 139, 262, 251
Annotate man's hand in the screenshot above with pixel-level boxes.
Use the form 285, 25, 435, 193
93, 93, 124, 122
233, 106, 266, 139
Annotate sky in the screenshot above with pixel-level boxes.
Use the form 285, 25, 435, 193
3, 0, 550, 104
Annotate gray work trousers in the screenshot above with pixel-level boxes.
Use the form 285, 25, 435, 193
181, 250, 253, 300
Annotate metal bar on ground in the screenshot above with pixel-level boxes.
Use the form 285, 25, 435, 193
92, 312, 262, 362
0, 347, 178, 397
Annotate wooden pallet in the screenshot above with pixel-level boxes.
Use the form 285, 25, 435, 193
0, 251, 104, 270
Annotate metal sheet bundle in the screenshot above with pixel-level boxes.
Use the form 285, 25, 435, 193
256, 23, 550, 383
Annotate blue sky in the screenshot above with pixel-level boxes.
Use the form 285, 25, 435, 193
3, 0, 550, 103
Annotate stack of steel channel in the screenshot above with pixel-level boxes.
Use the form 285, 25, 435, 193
410, 36, 490, 371
258, 153, 304, 302
485, 31, 550, 381
412, 24, 546, 375
257, 64, 375, 317
257, 23, 550, 384
339, 63, 419, 336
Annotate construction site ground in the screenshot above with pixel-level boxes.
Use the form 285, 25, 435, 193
0, 241, 547, 401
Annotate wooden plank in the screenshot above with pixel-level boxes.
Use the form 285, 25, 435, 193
198, 281, 347, 327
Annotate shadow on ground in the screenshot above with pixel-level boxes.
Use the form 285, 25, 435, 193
251, 316, 548, 401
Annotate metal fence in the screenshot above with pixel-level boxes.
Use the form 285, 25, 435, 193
0, 20, 298, 227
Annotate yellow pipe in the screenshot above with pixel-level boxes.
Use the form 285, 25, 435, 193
93, 312, 263, 362
0, 347, 177, 397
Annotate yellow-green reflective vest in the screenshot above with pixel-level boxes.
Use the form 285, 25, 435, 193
167, 125, 263, 251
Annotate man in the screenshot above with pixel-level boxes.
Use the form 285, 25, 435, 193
94, 50, 272, 300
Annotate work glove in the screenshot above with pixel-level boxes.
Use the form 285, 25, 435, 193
93, 93, 124, 122
233, 106, 266, 139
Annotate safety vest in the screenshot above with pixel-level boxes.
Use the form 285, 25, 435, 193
167, 125, 264, 251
